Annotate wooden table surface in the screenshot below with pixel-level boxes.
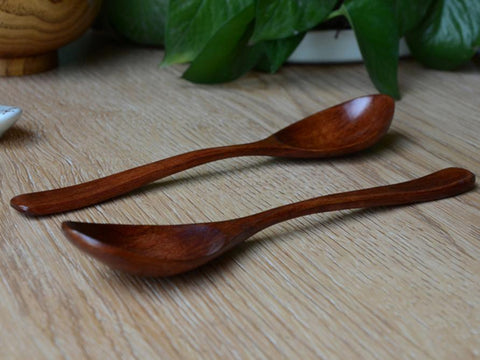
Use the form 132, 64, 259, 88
1, 33, 479, 359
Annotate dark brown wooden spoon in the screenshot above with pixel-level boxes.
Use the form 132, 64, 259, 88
62, 168, 475, 277
11, 94, 394, 216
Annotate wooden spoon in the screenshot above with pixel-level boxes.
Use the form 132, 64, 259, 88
62, 168, 475, 277
11, 94, 394, 216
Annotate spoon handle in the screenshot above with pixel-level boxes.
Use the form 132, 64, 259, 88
10, 142, 266, 216
241, 168, 475, 234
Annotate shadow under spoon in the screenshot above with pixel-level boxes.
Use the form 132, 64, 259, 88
62, 167, 475, 277
11, 94, 394, 216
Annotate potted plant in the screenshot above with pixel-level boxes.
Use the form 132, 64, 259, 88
102, 0, 480, 99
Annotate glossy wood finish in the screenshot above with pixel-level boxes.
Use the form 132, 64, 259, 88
0, 0, 102, 76
10, 94, 394, 216
62, 168, 475, 277
3, 35, 480, 359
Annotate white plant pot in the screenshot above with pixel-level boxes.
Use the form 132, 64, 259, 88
288, 29, 410, 63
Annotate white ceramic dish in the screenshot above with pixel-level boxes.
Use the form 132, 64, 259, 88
0, 105, 22, 137
288, 29, 410, 63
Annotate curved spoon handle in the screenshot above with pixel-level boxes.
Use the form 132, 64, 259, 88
244, 168, 475, 233
11, 142, 264, 216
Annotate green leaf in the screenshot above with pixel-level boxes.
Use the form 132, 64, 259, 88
256, 33, 306, 73
252, 0, 337, 42
395, 0, 435, 35
406, 0, 480, 70
183, 5, 259, 83
339, 0, 400, 99
104, 0, 168, 46
162, 0, 253, 66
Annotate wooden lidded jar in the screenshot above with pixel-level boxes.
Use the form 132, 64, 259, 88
0, 0, 102, 76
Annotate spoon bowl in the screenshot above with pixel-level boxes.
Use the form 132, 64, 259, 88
270, 95, 393, 156
63, 221, 235, 276
12, 94, 394, 216
62, 168, 475, 277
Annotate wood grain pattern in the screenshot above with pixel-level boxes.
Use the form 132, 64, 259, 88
0, 0, 101, 75
1, 32, 479, 359
10, 94, 394, 216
